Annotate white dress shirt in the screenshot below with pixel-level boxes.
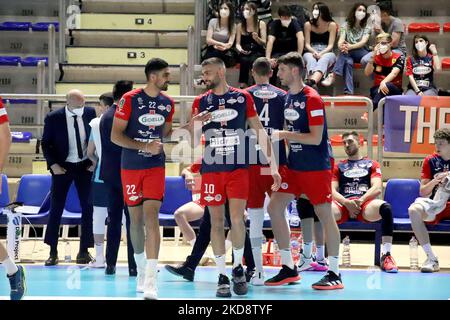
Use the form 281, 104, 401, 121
65, 106, 87, 163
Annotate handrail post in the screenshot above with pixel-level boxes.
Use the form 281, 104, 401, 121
377, 98, 386, 166
48, 24, 56, 94
194, 1, 205, 65
37, 60, 46, 138
58, 0, 66, 63
187, 26, 195, 96
179, 63, 188, 126
367, 99, 374, 160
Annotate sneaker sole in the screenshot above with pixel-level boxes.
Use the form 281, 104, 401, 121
216, 291, 232, 298
232, 283, 248, 295
384, 268, 398, 273
143, 293, 158, 300
14, 266, 27, 300
264, 275, 301, 286
164, 266, 184, 278
312, 283, 344, 290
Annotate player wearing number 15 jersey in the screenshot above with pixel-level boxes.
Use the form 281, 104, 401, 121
112, 58, 174, 300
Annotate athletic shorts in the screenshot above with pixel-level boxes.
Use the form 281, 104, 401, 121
192, 192, 205, 210
121, 167, 165, 206
425, 202, 450, 225
92, 181, 109, 207
200, 168, 249, 206
277, 167, 332, 205
247, 165, 287, 209
297, 197, 319, 222
333, 197, 374, 224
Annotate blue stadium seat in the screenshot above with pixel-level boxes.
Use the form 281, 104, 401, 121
159, 176, 193, 227
384, 179, 420, 227
0, 175, 10, 224
11, 131, 32, 143
20, 56, 48, 66
0, 56, 21, 66
31, 22, 59, 32
0, 22, 31, 31
61, 183, 82, 225
8, 99, 37, 104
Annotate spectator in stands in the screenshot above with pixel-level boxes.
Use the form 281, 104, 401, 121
321, 3, 371, 94
203, 1, 238, 68
0, 96, 26, 300
405, 35, 441, 96
249, 0, 272, 24
408, 128, 450, 273
99, 81, 137, 276
42, 89, 96, 266
302, 2, 337, 90
361, 1, 407, 66
266, 6, 304, 85
86, 92, 113, 268
236, 1, 267, 88
332, 131, 398, 273
364, 33, 404, 110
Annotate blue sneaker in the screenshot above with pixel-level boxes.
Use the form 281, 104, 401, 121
8, 265, 26, 300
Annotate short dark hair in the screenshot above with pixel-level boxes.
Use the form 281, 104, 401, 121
201, 57, 226, 68
277, 52, 305, 76
252, 57, 272, 76
342, 131, 360, 141
144, 58, 169, 80
434, 128, 450, 143
99, 92, 114, 107
278, 5, 292, 18
378, 1, 392, 15
113, 80, 134, 101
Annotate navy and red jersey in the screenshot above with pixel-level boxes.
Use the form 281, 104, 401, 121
246, 84, 287, 166
0, 97, 9, 124
284, 85, 331, 171
421, 153, 450, 198
406, 54, 435, 91
373, 51, 405, 88
332, 158, 382, 198
114, 88, 174, 170
192, 87, 257, 174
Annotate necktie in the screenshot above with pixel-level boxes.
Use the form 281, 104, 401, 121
72, 115, 83, 160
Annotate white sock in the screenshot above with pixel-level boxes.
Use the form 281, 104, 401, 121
422, 244, 436, 260
215, 255, 227, 276
382, 242, 392, 255
95, 243, 104, 259
251, 245, 263, 273
189, 238, 196, 247
232, 247, 244, 268
280, 248, 294, 270
303, 242, 313, 258
316, 245, 325, 261
134, 252, 146, 271
146, 259, 158, 276
225, 239, 232, 253
1, 257, 18, 276
328, 256, 339, 275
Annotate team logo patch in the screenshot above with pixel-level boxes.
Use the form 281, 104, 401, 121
215, 194, 222, 202
300, 102, 306, 109
281, 183, 288, 190
210, 109, 238, 123
227, 98, 237, 105
237, 96, 245, 104
118, 98, 125, 110
294, 101, 301, 107
157, 105, 166, 111
254, 90, 277, 100
138, 114, 165, 126
343, 168, 369, 178
137, 97, 144, 105
129, 195, 140, 202
204, 195, 214, 202
284, 109, 300, 121
166, 105, 172, 113
412, 66, 432, 75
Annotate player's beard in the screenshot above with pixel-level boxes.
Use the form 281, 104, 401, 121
345, 146, 358, 157
205, 78, 219, 90
158, 82, 169, 91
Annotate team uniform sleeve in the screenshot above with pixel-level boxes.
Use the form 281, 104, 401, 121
405, 56, 413, 76
0, 98, 9, 124
306, 95, 325, 126
166, 97, 175, 123
421, 157, 432, 180
332, 163, 340, 182
114, 94, 132, 121
394, 54, 405, 72
371, 160, 382, 178
244, 91, 257, 118
191, 96, 202, 117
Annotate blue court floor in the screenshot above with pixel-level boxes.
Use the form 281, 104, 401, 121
1, 265, 449, 300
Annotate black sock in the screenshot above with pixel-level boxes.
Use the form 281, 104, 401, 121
379, 203, 394, 237
50, 247, 58, 256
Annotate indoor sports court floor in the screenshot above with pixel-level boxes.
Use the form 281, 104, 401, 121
1, 265, 450, 300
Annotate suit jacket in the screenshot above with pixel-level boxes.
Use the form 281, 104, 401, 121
99, 104, 122, 186
41, 106, 96, 170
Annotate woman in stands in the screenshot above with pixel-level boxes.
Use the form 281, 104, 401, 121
405, 35, 441, 96
203, 1, 237, 68
236, 1, 267, 88
321, 3, 371, 94
302, 2, 337, 90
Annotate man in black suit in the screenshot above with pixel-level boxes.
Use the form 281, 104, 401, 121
99, 80, 137, 276
41, 89, 96, 266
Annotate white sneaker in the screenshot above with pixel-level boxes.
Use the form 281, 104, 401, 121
143, 272, 158, 300
250, 271, 265, 286
136, 269, 145, 293
321, 73, 335, 87
297, 253, 315, 272
88, 257, 105, 268
421, 257, 439, 273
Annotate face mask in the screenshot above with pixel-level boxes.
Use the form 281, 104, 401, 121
379, 44, 389, 54
415, 42, 427, 52
312, 9, 320, 19
70, 107, 84, 117
355, 11, 366, 21
243, 9, 252, 19
281, 19, 291, 28
220, 9, 230, 18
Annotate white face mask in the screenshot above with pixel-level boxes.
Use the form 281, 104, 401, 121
243, 9, 252, 19
379, 44, 389, 54
70, 107, 84, 117
355, 11, 366, 21
312, 9, 320, 19
281, 19, 291, 28
415, 42, 427, 52
220, 8, 230, 18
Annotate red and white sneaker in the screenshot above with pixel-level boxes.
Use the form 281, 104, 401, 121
311, 258, 329, 272
381, 252, 398, 273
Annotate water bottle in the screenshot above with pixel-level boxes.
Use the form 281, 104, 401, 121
272, 240, 280, 266
64, 241, 72, 263
342, 236, 351, 267
290, 237, 300, 263
409, 236, 419, 270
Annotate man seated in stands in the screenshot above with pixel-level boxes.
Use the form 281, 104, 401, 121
332, 131, 398, 273
408, 128, 450, 273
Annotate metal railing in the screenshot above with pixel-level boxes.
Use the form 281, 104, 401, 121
377, 98, 387, 165
48, 24, 56, 94
194, 0, 206, 65
58, 0, 67, 64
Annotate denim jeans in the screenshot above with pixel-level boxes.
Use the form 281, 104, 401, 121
333, 47, 370, 94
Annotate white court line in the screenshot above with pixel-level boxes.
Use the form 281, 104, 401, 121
0, 296, 224, 300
